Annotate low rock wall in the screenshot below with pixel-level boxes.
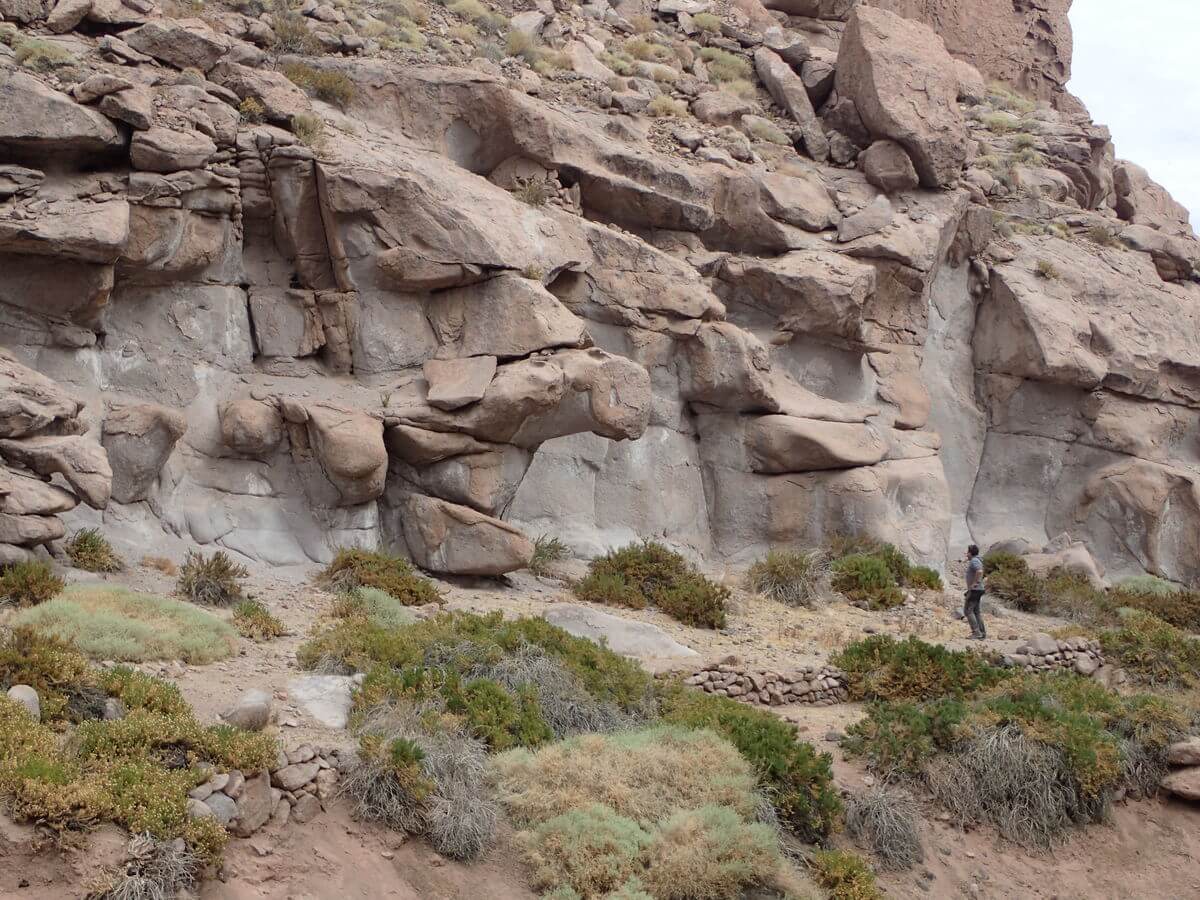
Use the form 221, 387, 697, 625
687, 660, 849, 706
1002, 634, 1107, 677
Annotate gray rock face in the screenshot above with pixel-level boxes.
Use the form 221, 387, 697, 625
272, 762, 321, 792
0, 70, 124, 158
544, 604, 699, 660
286, 675, 357, 729
232, 773, 273, 837
101, 402, 187, 503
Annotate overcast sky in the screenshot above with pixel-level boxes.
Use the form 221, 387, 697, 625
1069, 0, 1200, 220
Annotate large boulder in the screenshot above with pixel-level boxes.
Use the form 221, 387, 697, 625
835, 5, 968, 187
101, 403, 188, 504
398, 494, 533, 576
122, 19, 232, 72
0, 200, 129, 264
131, 128, 218, 174
219, 397, 284, 457
304, 404, 388, 507
209, 62, 313, 125
0, 349, 85, 438
861, 140, 920, 193
0, 435, 112, 510
753, 48, 829, 162
0, 70, 125, 159
678, 322, 777, 413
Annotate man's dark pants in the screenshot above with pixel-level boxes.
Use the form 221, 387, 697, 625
964, 588, 986, 638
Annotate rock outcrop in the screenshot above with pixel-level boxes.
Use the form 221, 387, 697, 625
0, 0, 1194, 586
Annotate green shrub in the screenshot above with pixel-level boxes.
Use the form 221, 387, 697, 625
99, 667, 189, 716
319, 547, 442, 606
746, 549, 829, 607
842, 698, 967, 777
808, 849, 882, 900
698, 47, 750, 83
833, 636, 1010, 702
659, 686, 840, 842
654, 573, 727, 629
692, 11, 721, 32
445, 677, 553, 751
331, 586, 420, 629
1116, 574, 1179, 596
529, 534, 570, 576
11, 586, 237, 664
982, 552, 1041, 610
522, 804, 650, 897
176, 550, 247, 607
830, 555, 903, 610
907, 566, 943, 591
281, 63, 356, 106
1108, 584, 1200, 631
64, 528, 123, 573
232, 600, 286, 641
575, 542, 728, 629
1100, 612, 1200, 689
0, 560, 64, 608
0, 627, 94, 722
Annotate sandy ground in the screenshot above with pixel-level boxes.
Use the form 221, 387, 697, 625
4, 558, 1200, 899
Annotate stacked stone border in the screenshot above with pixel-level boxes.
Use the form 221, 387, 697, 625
687, 658, 849, 706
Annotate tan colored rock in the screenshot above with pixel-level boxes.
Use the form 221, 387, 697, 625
861, 140, 920, 193
375, 247, 485, 292
423, 356, 497, 411
753, 48, 829, 162
220, 397, 284, 457
0, 70, 124, 158
131, 127, 218, 174
0, 349, 85, 439
1168, 738, 1200, 767
124, 19, 232, 72
398, 494, 533, 576
836, 5, 967, 188
0, 468, 78, 516
305, 404, 387, 506
1162, 768, 1200, 803
691, 92, 756, 128
678, 322, 777, 413
748, 416, 888, 473
99, 87, 154, 131
101, 403, 188, 504
755, 171, 839, 232
428, 273, 586, 359
46, 0, 91, 32
209, 62, 313, 125
0, 200, 129, 265
0, 435, 111, 510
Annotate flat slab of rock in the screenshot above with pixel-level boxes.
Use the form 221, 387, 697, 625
272, 762, 320, 792
544, 604, 699, 660
1162, 768, 1200, 802
1168, 738, 1200, 767
424, 355, 497, 411
287, 674, 358, 729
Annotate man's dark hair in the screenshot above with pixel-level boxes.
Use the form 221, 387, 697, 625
968, 544, 980, 557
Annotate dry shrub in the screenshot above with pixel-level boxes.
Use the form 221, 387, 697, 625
698, 47, 750, 83
238, 96, 266, 123
746, 549, 829, 607
647, 95, 688, 118
12, 585, 237, 664
94, 832, 201, 900
469, 642, 634, 738
176, 550, 247, 607
511, 174, 556, 206
492, 726, 761, 828
141, 557, 178, 576
692, 12, 721, 32
1100, 611, 1200, 689
342, 703, 497, 859
743, 117, 790, 145
281, 63, 356, 107
14, 38, 75, 72
231, 600, 285, 641
925, 725, 1091, 849
807, 849, 882, 900
639, 804, 781, 900
523, 803, 649, 896
65, 529, 123, 573
845, 787, 923, 870
0, 560, 64, 608
333, 587, 420, 629
290, 113, 325, 148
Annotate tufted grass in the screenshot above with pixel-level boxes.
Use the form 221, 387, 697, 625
12, 585, 237, 664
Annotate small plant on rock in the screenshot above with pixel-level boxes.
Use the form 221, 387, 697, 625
0, 561, 64, 608
692, 11, 721, 32
232, 600, 286, 641
14, 38, 75, 72
647, 95, 689, 118
1035, 259, 1060, 279
528, 534, 570, 577
511, 174, 556, 206
290, 113, 325, 149
743, 117, 790, 145
746, 549, 829, 607
238, 96, 267, 123
176, 550, 248, 607
64, 528, 123, 573
282, 63, 356, 107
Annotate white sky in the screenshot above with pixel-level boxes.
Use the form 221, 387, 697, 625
1069, 0, 1200, 220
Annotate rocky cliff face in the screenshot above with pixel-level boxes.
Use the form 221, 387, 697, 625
0, 0, 1195, 582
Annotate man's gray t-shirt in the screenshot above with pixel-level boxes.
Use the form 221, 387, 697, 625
966, 556, 983, 590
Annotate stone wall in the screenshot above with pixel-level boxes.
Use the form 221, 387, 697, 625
1001, 633, 1110, 678
686, 658, 849, 706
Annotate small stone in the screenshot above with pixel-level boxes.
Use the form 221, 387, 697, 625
221, 689, 273, 732
269, 799, 291, 828
187, 798, 215, 820
204, 792, 238, 825
291, 793, 323, 824
207, 773, 231, 793
103, 698, 127, 720
225, 771, 246, 799
824, 730, 844, 744
188, 783, 216, 801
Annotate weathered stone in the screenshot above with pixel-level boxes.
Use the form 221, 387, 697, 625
1162, 768, 1200, 803
131, 127, 218, 174
291, 792, 323, 823
101, 403, 187, 503
399, 494, 533, 576
123, 19, 232, 72
6, 685, 40, 719
753, 48, 828, 162
861, 140, 920, 193
544, 604, 699, 660
272, 762, 320, 792
1168, 738, 1200, 767
204, 792, 238, 825
220, 690, 274, 732
286, 675, 357, 729
232, 773, 273, 837
423, 356, 498, 411
0, 70, 124, 158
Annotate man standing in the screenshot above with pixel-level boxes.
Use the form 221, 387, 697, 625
964, 544, 986, 640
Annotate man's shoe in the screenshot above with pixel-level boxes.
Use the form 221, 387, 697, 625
967, 634, 984, 641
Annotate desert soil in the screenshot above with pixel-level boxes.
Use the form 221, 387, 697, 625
3, 559, 1200, 899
